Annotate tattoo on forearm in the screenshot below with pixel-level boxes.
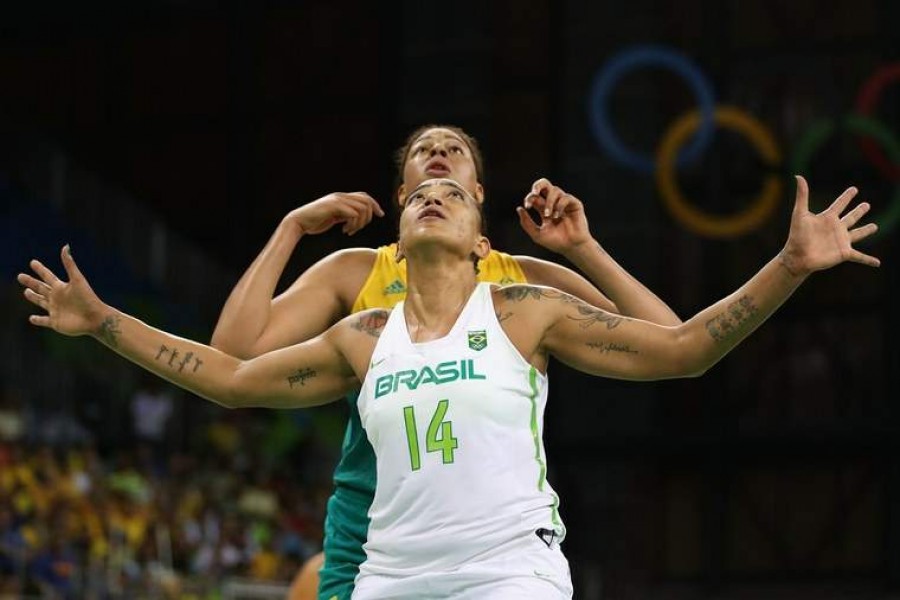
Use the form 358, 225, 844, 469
351, 310, 390, 338
177, 352, 195, 372
568, 304, 626, 330
97, 316, 122, 348
155, 344, 203, 373
287, 367, 317, 388
586, 341, 638, 354
705, 295, 759, 342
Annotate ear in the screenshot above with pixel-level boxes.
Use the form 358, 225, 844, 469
474, 182, 485, 204
396, 184, 407, 207
472, 235, 491, 260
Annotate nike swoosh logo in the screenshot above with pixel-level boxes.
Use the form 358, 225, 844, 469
534, 570, 553, 578
370, 357, 387, 369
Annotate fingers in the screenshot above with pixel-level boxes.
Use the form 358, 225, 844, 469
516, 206, 541, 239
328, 198, 369, 236
17, 272, 51, 295
524, 179, 551, 210
824, 186, 858, 218
541, 185, 564, 219
523, 179, 579, 220
342, 193, 383, 235
840, 201, 871, 229
849, 222, 878, 244
551, 194, 581, 221
60, 245, 84, 282
23, 287, 49, 311
848, 248, 881, 268
792, 175, 810, 216
28, 315, 51, 328
29, 259, 61, 286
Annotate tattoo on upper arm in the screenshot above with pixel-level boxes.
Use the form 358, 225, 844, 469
705, 295, 759, 342
351, 310, 390, 338
567, 304, 626, 330
498, 285, 627, 330
97, 316, 122, 348
287, 367, 317, 388
155, 345, 203, 372
499, 285, 579, 304
586, 341, 638, 354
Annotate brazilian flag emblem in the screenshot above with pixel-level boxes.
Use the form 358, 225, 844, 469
468, 330, 487, 351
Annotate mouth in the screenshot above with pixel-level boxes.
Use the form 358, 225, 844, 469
418, 207, 446, 221
425, 159, 451, 176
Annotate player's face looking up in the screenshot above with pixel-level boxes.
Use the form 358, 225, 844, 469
397, 127, 485, 206
397, 179, 489, 264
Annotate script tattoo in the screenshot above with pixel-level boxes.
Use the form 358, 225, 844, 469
95, 315, 122, 348
351, 310, 390, 338
586, 341, 638, 354
705, 295, 759, 342
155, 345, 204, 373
287, 367, 317, 389
568, 304, 626, 330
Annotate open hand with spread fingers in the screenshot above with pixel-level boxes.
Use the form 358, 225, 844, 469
779, 176, 881, 278
17, 245, 106, 338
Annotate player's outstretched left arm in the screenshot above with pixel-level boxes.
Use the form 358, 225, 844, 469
509, 176, 880, 381
17, 246, 359, 409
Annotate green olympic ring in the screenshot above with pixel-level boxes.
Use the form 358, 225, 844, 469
791, 114, 900, 241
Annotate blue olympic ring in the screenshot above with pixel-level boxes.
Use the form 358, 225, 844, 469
588, 45, 716, 175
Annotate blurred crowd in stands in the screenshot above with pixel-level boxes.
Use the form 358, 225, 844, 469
0, 378, 342, 598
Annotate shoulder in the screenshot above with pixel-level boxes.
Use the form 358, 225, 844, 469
510, 255, 571, 285
335, 307, 392, 340
305, 248, 379, 307
318, 247, 379, 269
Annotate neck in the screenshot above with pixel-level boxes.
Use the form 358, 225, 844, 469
402, 245, 478, 342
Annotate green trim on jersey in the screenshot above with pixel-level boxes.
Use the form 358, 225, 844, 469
528, 366, 563, 531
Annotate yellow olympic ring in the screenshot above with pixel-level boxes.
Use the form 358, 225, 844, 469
655, 106, 783, 239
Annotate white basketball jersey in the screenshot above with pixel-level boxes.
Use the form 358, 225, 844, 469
356, 282, 566, 579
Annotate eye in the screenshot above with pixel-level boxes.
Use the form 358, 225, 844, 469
448, 190, 464, 200
412, 146, 428, 155
449, 145, 463, 154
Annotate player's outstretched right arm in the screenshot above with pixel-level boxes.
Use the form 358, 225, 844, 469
18, 246, 360, 410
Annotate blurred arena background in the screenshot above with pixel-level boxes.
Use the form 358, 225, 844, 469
1, 0, 898, 598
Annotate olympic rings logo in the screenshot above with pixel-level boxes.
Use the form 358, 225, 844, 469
588, 45, 900, 239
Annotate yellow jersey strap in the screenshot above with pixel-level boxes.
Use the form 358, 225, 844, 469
350, 243, 527, 313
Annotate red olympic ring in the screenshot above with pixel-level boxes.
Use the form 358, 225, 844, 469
855, 62, 900, 182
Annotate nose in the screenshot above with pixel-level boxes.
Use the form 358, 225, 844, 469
423, 194, 444, 206
429, 144, 448, 158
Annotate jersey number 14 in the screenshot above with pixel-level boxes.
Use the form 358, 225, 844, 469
403, 399, 458, 471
